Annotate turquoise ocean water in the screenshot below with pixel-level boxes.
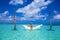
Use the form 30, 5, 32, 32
0, 24, 60, 40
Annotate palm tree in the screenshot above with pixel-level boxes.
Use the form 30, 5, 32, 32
48, 13, 52, 31
14, 8, 16, 30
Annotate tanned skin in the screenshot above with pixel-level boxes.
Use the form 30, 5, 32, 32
30, 22, 32, 30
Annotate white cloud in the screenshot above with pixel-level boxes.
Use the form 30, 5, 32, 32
54, 14, 60, 20
0, 11, 13, 22
16, 0, 52, 21
53, 10, 60, 20
53, 10, 58, 14
0, 16, 11, 21
41, 6, 47, 10
8, 16, 13, 20
54, 10, 57, 13
0, 11, 9, 20
25, 0, 27, 2
9, 0, 24, 5
20, 17, 26, 20
19, 15, 46, 21
0, 14, 2, 18
0, 16, 14, 23
2, 11, 9, 16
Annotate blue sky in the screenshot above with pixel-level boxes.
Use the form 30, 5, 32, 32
0, 0, 60, 24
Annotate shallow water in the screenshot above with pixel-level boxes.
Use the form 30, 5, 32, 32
0, 24, 60, 40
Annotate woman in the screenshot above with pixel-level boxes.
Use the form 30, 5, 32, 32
30, 22, 33, 30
